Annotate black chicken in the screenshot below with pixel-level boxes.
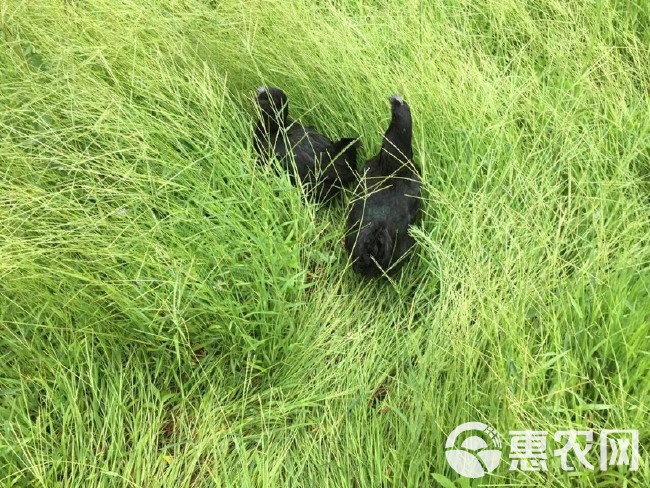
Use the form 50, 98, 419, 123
253, 86, 358, 203
345, 95, 420, 278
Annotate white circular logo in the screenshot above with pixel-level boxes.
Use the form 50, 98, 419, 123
445, 422, 502, 478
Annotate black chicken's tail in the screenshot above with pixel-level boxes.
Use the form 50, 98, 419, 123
328, 138, 360, 186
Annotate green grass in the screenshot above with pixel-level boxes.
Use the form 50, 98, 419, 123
1, 0, 649, 486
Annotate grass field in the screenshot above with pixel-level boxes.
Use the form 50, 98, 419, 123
1, 0, 649, 486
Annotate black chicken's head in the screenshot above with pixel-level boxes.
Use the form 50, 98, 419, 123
256, 86, 289, 129
381, 94, 413, 163
388, 94, 411, 131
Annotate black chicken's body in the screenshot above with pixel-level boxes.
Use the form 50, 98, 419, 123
345, 95, 420, 278
254, 87, 358, 202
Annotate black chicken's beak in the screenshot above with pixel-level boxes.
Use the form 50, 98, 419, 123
389, 94, 405, 106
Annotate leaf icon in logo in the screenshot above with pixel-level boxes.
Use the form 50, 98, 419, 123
445, 422, 502, 478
